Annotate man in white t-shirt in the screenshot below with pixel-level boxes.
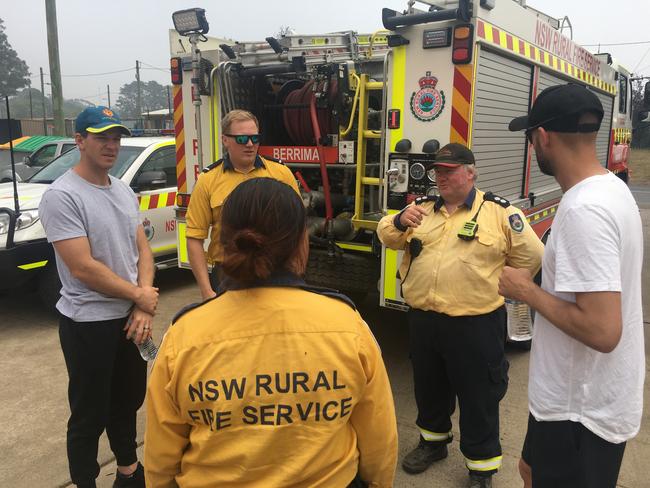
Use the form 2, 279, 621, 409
499, 83, 644, 488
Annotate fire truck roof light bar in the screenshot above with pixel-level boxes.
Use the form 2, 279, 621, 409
172, 8, 209, 36
382, 0, 471, 30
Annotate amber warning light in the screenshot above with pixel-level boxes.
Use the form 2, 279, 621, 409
171, 57, 182, 85
452, 24, 474, 64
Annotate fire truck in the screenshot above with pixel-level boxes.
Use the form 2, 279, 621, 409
596, 55, 633, 182
170, 0, 623, 340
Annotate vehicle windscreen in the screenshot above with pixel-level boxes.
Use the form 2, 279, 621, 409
28, 146, 145, 184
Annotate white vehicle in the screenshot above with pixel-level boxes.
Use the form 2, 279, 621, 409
0, 137, 76, 182
0, 137, 178, 310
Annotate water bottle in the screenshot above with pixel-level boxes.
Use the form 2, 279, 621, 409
136, 337, 159, 361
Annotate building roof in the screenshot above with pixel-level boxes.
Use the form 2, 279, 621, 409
12, 136, 69, 153
142, 109, 172, 116
0, 136, 31, 151
142, 108, 171, 117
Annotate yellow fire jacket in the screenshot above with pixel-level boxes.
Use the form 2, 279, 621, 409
144, 274, 397, 488
377, 188, 543, 315
185, 155, 300, 265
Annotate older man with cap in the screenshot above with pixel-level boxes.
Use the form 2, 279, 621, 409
501, 83, 645, 488
39, 106, 156, 488
377, 143, 543, 488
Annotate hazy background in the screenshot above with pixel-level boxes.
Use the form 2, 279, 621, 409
2, 0, 649, 103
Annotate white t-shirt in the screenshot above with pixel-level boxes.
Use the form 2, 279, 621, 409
529, 172, 645, 444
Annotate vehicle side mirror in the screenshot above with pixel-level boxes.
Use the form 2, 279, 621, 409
644, 81, 650, 109
134, 170, 168, 191
21, 155, 31, 165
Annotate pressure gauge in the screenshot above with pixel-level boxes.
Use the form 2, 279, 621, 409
409, 162, 426, 180
427, 186, 439, 197
427, 168, 436, 182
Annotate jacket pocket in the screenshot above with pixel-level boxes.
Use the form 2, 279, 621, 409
459, 230, 504, 267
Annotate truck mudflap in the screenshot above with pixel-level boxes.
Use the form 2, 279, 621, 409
0, 239, 54, 292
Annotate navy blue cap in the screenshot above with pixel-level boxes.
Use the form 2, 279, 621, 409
75, 106, 131, 136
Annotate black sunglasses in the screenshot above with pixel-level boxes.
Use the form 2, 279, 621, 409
525, 117, 557, 144
225, 134, 260, 145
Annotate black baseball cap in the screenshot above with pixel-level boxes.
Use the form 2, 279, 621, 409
431, 143, 475, 168
509, 83, 604, 134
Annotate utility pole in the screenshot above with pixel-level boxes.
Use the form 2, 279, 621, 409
107, 84, 111, 108
136, 60, 142, 128
40, 67, 47, 135
28, 80, 33, 119
45, 0, 65, 136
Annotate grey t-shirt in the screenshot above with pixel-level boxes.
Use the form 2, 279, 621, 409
39, 169, 140, 321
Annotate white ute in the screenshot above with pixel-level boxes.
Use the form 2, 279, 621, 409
0, 137, 178, 310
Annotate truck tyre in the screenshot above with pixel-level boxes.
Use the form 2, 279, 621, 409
305, 249, 379, 304
38, 263, 61, 313
616, 170, 629, 184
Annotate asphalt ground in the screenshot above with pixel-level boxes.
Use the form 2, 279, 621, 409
1, 190, 649, 488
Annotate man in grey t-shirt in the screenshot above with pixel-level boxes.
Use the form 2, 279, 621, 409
39, 106, 157, 488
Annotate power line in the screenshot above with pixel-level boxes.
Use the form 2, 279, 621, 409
582, 40, 650, 47
139, 61, 167, 72
61, 67, 134, 78
633, 45, 650, 73
73, 91, 108, 100
28, 64, 169, 81
141, 67, 168, 73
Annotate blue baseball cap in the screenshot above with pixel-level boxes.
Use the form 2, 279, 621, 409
75, 106, 131, 136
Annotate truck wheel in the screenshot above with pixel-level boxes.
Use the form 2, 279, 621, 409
305, 249, 378, 305
616, 170, 629, 184
38, 263, 61, 313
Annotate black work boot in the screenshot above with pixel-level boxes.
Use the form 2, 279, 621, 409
469, 472, 493, 488
402, 436, 449, 474
113, 462, 145, 488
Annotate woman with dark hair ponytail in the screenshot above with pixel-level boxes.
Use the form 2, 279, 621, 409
144, 178, 398, 488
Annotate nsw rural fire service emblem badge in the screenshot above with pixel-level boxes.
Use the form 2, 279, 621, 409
142, 218, 155, 241
410, 72, 445, 122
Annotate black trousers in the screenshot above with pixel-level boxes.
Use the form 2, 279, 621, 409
59, 314, 147, 486
408, 307, 508, 472
521, 413, 626, 488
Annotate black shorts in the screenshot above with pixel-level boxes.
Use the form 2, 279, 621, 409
521, 413, 626, 488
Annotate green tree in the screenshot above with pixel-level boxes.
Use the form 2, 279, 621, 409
115, 80, 170, 118
0, 18, 30, 97
632, 78, 650, 148
1, 88, 89, 119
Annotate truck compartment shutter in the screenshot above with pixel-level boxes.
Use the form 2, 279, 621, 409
587, 88, 614, 168
471, 48, 531, 200
530, 69, 566, 194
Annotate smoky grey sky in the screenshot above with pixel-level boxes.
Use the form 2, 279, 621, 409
2, 0, 650, 103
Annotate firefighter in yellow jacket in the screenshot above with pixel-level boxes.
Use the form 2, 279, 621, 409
377, 143, 543, 488
145, 178, 397, 488
185, 109, 300, 300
